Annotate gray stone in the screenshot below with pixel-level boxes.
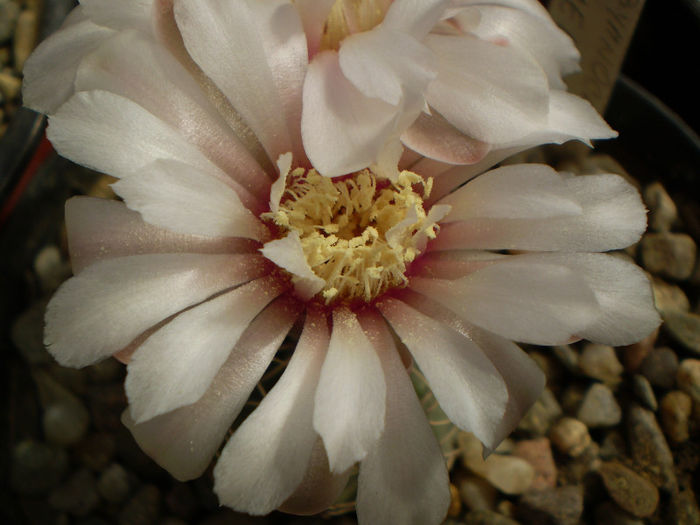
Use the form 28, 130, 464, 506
641, 232, 696, 280
639, 346, 679, 389
517, 485, 584, 525
553, 344, 579, 373
579, 344, 623, 385
676, 358, 700, 403
599, 430, 626, 461
631, 374, 658, 411
10, 439, 68, 494
577, 383, 622, 427
13, 8, 38, 71
663, 310, 700, 354
34, 244, 71, 293
627, 405, 677, 492
10, 300, 51, 365
593, 501, 645, 525
517, 388, 562, 436
598, 462, 659, 518
43, 400, 90, 446
670, 488, 700, 525
549, 417, 591, 457
513, 437, 557, 490
644, 182, 678, 232
76, 433, 117, 471
49, 469, 100, 517
0, 1, 20, 43
464, 509, 520, 525
119, 484, 161, 525
98, 463, 131, 503
659, 390, 692, 443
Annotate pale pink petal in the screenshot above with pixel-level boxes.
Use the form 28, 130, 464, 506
112, 160, 268, 240
126, 276, 286, 423
531, 253, 661, 345
439, 164, 581, 221
65, 197, 257, 274
338, 27, 436, 106
74, 31, 270, 203
81, 0, 154, 32
279, 437, 353, 515
313, 307, 386, 473
424, 34, 549, 143
123, 296, 299, 480
302, 50, 399, 177
44, 253, 268, 367
428, 91, 618, 203
397, 290, 545, 450
401, 111, 491, 164
174, 0, 297, 161
47, 90, 225, 180
410, 250, 507, 280
433, 172, 647, 252
260, 232, 326, 301
465, 4, 579, 88
356, 310, 450, 525
22, 10, 113, 114
377, 297, 509, 448
293, 0, 335, 57
408, 256, 601, 345
214, 308, 328, 514
383, 0, 451, 39
452, 0, 551, 21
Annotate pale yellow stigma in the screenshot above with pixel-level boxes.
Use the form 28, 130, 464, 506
263, 167, 444, 304
321, 0, 392, 51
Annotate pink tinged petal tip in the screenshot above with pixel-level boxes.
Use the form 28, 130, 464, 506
65, 197, 258, 274
123, 296, 299, 481
356, 311, 450, 525
377, 298, 510, 449
313, 307, 386, 473
44, 253, 269, 368
214, 308, 329, 515
125, 275, 287, 423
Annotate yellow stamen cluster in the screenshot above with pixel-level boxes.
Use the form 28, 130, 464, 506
321, 0, 391, 51
263, 167, 441, 304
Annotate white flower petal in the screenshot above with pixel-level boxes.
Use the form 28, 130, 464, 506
532, 253, 661, 345
81, 0, 153, 31
377, 297, 509, 448
383, 0, 451, 39
260, 232, 325, 301
425, 33, 549, 143
401, 111, 491, 164
126, 276, 286, 423
434, 171, 647, 252
408, 256, 601, 345
44, 253, 268, 367
75, 31, 270, 204
174, 0, 299, 161
279, 437, 353, 515
22, 10, 113, 114
293, 0, 335, 56
122, 296, 298, 480
112, 160, 268, 240
302, 50, 399, 177
313, 307, 386, 473
396, 290, 545, 450
269, 153, 292, 213
440, 164, 582, 221
356, 311, 450, 525
47, 90, 224, 180
339, 27, 436, 106
214, 308, 328, 514
65, 197, 257, 274
466, 4, 579, 88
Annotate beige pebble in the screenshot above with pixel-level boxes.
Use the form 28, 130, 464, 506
0, 69, 21, 100
677, 359, 700, 403
644, 182, 678, 232
549, 417, 591, 457
660, 390, 692, 443
13, 9, 38, 72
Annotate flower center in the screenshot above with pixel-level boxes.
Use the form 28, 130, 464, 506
320, 0, 392, 51
263, 167, 441, 304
